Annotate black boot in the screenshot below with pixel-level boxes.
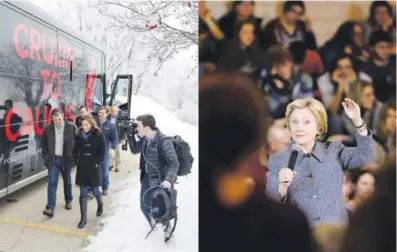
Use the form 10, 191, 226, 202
78, 197, 87, 229
96, 195, 103, 217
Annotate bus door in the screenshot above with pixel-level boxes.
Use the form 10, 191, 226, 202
85, 74, 133, 118
108, 75, 133, 117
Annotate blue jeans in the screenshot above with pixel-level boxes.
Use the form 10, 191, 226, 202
80, 186, 101, 198
101, 154, 110, 191
46, 156, 73, 210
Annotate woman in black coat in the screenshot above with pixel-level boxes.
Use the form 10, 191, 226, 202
73, 115, 105, 229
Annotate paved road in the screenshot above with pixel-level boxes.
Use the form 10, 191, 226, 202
0, 150, 139, 252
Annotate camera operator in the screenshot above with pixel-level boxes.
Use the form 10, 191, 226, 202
127, 114, 179, 242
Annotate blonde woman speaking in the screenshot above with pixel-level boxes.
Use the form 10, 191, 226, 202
266, 98, 376, 228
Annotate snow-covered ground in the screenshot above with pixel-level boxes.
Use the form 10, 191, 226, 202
80, 95, 198, 252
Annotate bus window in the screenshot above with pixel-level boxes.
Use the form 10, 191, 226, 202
84, 46, 104, 113
112, 78, 129, 105
57, 32, 85, 121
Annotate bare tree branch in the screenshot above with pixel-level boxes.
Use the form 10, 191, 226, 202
94, 0, 197, 76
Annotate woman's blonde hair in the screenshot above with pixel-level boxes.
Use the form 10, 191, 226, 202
285, 98, 328, 140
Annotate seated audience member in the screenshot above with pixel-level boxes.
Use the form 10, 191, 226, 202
317, 54, 370, 117
216, 20, 266, 81
320, 21, 370, 71
362, 30, 396, 103
260, 1, 317, 51
260, 45, 313, 119
218, 1, 262, 41
329, 82, 384, 144
288, 42, 316, 95
340, 162, 396, 252
374, 98, 396, 157
345, 170, 376, 218
289, 41, 324, 76
354, 82, 383, 135
200, 73, 313, 252
362, 1, 396, 53
199, 1, 225, 71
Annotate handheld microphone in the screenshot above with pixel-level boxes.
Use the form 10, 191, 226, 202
282, 144, 299, 183
288, 144, 299, 171
282, 144, 300, 203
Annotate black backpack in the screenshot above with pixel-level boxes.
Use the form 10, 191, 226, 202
158, 135, 194, 177
145, 187, 178, 239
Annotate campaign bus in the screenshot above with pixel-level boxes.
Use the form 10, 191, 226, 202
0, 1, 132, 199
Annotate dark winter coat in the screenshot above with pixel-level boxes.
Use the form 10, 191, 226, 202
73, 128, 105, 187
128, 129, 179, 187
41, 121, 78, 169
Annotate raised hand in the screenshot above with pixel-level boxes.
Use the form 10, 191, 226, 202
342, 98, 362, 125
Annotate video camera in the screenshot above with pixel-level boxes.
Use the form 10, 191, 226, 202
116, 110, 138, 151
119, 116, 138, 135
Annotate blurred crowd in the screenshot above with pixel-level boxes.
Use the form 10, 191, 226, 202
199, 1, 396, 252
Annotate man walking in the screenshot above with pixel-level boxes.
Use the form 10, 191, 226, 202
128, 114, 179, 242
108, 105, 125, 172
96, 106, 118, 195
41, 110, 78, 217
